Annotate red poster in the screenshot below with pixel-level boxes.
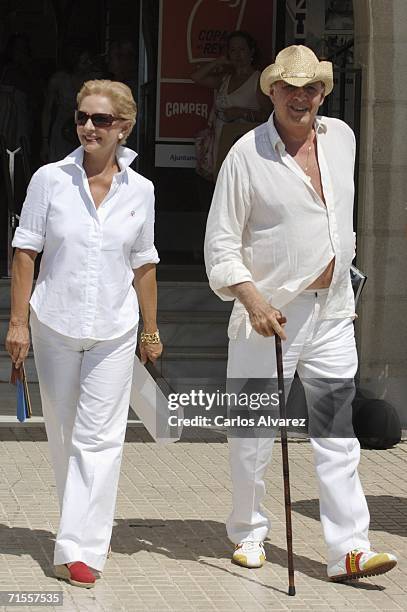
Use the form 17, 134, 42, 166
159, 83, 214, 140
156, 0, 275, 158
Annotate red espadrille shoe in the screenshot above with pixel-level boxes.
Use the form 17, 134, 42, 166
54, 562, 96, 588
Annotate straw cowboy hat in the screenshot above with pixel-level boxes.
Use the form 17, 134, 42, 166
260, 45, 333, 96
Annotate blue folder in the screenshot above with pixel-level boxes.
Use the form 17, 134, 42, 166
16, 378, 28, 423
11, 364, 32, 423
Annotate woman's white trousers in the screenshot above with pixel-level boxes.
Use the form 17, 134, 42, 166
226, 290, 370, 564
30, 311, 137, 571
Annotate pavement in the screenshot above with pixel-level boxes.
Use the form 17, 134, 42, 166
0, 425, 406, 612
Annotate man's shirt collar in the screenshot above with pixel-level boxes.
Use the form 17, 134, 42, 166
267, 112, 328, 153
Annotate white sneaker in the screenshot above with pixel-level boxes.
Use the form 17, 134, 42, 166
232, 541, 266, 568
328, 549, 397, 582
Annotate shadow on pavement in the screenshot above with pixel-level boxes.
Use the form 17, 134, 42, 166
0, 524, 55, 577
0, 427, 48, 442
0, 518, 390, 590
111, 518, 385, 588
292, 496, 407, 538
0, 426, 228, 444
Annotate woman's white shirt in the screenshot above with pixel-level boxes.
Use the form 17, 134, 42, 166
12, 145, 159, 340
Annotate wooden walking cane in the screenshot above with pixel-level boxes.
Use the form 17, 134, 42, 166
275, 334, 296, 596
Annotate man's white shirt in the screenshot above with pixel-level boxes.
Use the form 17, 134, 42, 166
204, 113, 356, 338
12, 146, 159, 340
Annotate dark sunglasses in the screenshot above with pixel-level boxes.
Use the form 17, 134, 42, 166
74, 110, 123, 128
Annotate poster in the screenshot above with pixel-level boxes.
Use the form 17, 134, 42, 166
155, 0, 275, 167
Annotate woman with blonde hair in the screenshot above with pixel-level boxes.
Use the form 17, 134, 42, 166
6, 80, 162, 588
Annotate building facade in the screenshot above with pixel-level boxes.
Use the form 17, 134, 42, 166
0, 0, 405, 416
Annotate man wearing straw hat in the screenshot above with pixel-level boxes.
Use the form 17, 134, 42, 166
204, 45, 397, 581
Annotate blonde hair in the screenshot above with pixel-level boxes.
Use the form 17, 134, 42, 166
77, 79, 137, 143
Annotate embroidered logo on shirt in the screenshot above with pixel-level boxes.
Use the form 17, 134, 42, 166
131, 210, 135, 216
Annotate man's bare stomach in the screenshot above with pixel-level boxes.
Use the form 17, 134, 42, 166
306, 257, 335, 289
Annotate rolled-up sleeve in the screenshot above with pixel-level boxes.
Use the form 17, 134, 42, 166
204, 151, 253, 300
130, 184, 160, 269
12, 166, 49, 252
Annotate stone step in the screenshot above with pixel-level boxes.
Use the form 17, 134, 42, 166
0, 382, 143, 425
0, 278, 231, 313
0, 346, 228, 383
155, 311, 229, 348
0, 278, 11, 310
159, 347, 228, 379
157, 281, 232, 312
0, 351, 38, 382
0, 382, 43, 418
158, 311, 228, 322
156, 264, 207, 282
0, 313, 8, 341
0, 310, 230, 348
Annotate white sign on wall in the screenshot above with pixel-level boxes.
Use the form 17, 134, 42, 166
155, 144, 197, 168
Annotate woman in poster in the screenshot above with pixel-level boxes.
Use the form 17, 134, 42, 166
6, 79, 162, 588
191, 30, 272, 180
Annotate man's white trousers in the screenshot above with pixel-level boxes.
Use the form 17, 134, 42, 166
226, 290, 370, 564
30, 311, 137, 571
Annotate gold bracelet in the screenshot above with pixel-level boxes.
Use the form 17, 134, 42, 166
140, 330, 160, 344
